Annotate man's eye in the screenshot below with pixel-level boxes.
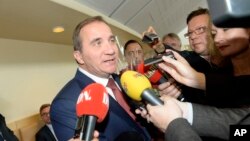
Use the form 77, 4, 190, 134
110, 38, 116, 44
197, 27, 204, 32
95, 40, 102, 46
128, 52, 134, 56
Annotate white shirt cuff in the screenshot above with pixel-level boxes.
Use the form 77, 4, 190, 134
184, 102, 193, 125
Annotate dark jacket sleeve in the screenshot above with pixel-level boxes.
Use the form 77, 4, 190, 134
165, 118, 202, 141
205, 73, 250, 107
0, 114, 19, 141
192, 103, 250, 140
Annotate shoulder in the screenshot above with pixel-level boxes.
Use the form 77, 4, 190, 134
36, 125, 48, 136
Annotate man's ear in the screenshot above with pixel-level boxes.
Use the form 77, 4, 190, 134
73, 51, 84, 65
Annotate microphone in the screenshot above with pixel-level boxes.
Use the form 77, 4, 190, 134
207, 0, 250, 28
120, 70, 164, 106
139, 52, 185, 102
144, 68, 185, 102
75, 83, 109, 141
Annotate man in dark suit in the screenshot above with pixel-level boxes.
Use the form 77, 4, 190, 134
50, 16, 151, 141
0, 114, 18, 141
145, 96, 250, 141
36, 104, 57, 141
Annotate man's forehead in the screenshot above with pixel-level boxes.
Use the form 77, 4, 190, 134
126, 45, 142, 51
81, 23, 113, 41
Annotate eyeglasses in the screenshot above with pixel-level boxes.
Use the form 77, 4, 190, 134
184, 26, 207, 38
211, 29, 217, 37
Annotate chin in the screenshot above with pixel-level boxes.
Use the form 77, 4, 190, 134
106, 68, 117, 74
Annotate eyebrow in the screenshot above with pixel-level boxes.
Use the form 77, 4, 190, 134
90, 35, 115, 45
189, 25, 206, 31
90, 37, 101, 45
109, 35, 116, 40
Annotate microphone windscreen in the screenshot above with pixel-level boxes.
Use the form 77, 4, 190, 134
120, 70, 152, 101
76, 83, 109, 123
136, 62, 145, 74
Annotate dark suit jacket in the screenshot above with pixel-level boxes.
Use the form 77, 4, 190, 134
205, 74, 250, 108
0, 114, 18, 141
50, 69, 151, 141
164, 104, 250, 141
35, 125, 57, 141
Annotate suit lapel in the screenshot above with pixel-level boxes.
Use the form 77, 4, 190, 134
44, 126, 57, 141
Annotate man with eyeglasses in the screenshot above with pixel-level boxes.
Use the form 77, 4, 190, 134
180, 7, 231, 141
176, 8, 232, 105
36, 104, 58, 141
183, 7, 221, 73
140, 8, 220, 104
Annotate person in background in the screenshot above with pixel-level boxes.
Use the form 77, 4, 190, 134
158, 26, 250, 108
36, 104, 57, 141
150, 26, 250, 141
142, 8, 222, 103
50, 16, 151, 141
183, 7, 231, 74
158, 8, 232, 106
0, 113, 18, 141
123, 40, 144, 70
162, 33, 182, 51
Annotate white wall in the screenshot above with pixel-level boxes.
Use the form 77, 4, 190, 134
178, 26, 189, 46
0, 38, 76, 123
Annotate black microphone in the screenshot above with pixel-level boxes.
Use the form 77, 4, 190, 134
207, 0, 250, 28
143, 52, 185, 102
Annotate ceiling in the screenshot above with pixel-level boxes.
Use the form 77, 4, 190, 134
0, 0, 208, 46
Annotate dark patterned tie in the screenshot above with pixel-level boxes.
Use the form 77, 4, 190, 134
107, 78, 136, 120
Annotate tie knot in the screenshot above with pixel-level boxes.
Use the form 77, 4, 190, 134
107, 78, 117, 90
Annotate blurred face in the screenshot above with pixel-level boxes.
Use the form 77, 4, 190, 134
41, 106, 51, 124
124, 42, 144, 65
163, 36, 181, 51
74, 21, 119, 78
213, 27, 250, 57
187, 14, 210, 56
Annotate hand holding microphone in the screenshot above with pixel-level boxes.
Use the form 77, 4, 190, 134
75, 83, 109, 141
146, 96, 187, 132
69, 131, 99, 141
138, 51, 185, 101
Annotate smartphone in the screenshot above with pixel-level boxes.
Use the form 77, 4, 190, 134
144, 51, 175, 67
142, 33, 159, 45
